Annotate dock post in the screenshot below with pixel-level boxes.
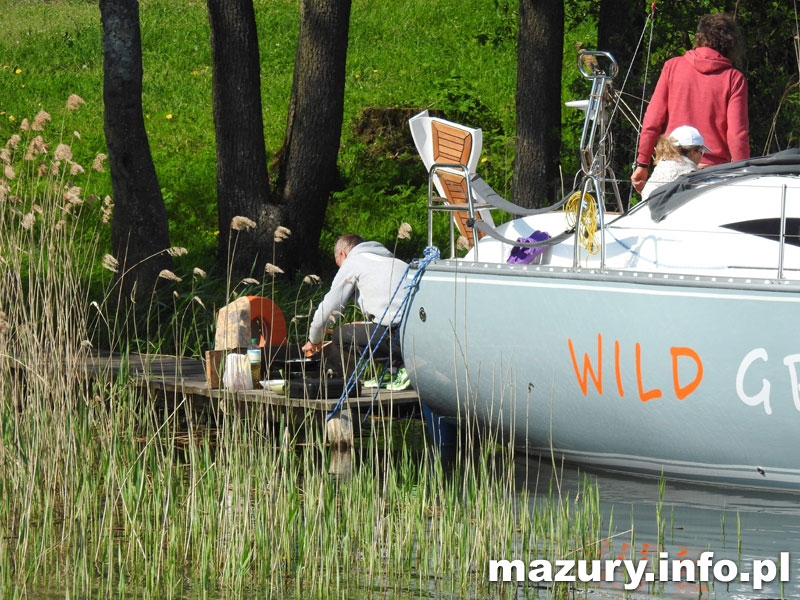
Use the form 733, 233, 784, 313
328, 446, 353, 477
421, 402, 458, 448
326, 406, 354, 448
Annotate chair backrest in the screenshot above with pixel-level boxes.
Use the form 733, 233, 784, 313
431, 121, 473, 166
436, 171, 484, 248
408, 111, 483, 175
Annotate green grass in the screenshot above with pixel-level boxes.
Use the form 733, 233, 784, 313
0, 0, 598, 268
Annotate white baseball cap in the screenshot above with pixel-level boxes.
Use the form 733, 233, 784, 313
669, 125, 711, 153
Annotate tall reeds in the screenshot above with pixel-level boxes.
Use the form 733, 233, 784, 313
0, 99, 607, 600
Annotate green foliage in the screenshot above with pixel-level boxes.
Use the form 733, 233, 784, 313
0, 0, 797, 285
475, 0, 518, 48
323, 108, 432, 262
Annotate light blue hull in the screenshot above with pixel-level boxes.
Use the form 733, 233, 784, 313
402, 261, 800, 490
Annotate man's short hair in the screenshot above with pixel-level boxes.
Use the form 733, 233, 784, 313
695, 13, 743, 64
334, 234, 365, 257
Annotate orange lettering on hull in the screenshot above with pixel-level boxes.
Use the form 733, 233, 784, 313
635, 342, 662, 402
568, 333, 603, 396
569, 335, 703, 401
614, 339, 624, 398
671, 347, 704, 400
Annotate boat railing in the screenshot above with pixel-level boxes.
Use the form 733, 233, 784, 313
427, 162, 488, 260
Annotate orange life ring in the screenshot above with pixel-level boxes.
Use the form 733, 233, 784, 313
247, 296, 287, 347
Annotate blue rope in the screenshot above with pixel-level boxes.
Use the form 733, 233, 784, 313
326, 246, 440, 420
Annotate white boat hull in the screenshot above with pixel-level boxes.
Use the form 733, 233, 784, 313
402, 262, 800, 490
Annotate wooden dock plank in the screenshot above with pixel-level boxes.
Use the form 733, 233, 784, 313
83, 351, 420, 412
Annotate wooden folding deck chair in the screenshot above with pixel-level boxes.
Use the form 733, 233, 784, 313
428, 121, 490, 248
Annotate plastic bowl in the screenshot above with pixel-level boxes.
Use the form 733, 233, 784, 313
260, 379, 285, 394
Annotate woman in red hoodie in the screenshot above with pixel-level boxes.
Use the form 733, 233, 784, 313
631, 13, 749, 193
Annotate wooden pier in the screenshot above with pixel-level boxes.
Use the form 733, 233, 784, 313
84, 351, 421, 445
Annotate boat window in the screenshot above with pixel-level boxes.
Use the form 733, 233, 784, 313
722, 217, 800, 247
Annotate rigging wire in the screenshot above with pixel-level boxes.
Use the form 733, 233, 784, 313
574, 2, 657, 209
326, 246, 440, 421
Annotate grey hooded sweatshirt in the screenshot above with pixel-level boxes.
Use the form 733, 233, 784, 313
308, 241, 409, 345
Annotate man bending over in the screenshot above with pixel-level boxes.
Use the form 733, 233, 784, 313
301, 234, 410, 389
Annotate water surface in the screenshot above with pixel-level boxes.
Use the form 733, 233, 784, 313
517, 456, 800, 599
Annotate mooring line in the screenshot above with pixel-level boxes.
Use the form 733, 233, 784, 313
326, 245, 440, 421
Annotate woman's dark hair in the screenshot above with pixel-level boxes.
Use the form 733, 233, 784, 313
695, 13, 743, 64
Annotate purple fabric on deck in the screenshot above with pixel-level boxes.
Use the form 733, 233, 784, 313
506, 230, 550, 264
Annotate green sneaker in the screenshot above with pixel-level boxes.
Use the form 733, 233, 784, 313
361, 365, 388, 389
385, 367, 410, 391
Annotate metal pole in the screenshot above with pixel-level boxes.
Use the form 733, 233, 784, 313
592, 176, 606, 270
778, 184, 787, 279
464, 168, 478, 261
427, 170, 434, 250
573, 188, 584, 268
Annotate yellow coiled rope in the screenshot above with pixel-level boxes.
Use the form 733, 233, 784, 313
565, 191, 599, 255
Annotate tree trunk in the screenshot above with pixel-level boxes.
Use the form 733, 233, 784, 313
275, 0, 352, 274
513, 0, 564, 208
100, 0, 173, 295
207, 0, 278, 279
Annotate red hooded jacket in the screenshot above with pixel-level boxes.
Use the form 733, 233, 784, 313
636, 47, 749, 166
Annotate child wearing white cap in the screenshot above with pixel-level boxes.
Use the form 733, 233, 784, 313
641, 125, 710, 201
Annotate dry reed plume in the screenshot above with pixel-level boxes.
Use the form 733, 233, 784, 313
230, 215, 256, 231
273, 225, 291, 242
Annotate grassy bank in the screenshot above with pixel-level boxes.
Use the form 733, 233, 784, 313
0, 0, 590, 350
0, 94, 616, 600
0, 0, 596, 269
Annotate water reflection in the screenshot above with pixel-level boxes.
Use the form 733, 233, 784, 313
514, 456, 800, 599
328, 446, 353, 478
